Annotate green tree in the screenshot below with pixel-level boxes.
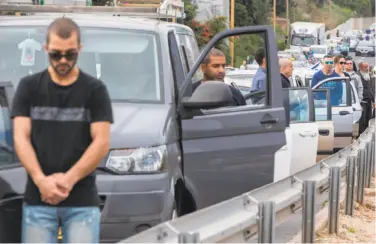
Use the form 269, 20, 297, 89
248, 0, 271, 25
235, 1, 253, 27
183, 0, 198, 25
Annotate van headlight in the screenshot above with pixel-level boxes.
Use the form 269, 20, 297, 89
106, 145, 167, 174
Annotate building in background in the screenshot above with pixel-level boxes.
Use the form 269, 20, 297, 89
192, 0, 229, 27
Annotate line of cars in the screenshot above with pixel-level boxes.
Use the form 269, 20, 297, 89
0, 13, 339, 243
342, 28, 375, 57
0, 12, 369, 243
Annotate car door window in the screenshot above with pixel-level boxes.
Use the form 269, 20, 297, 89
313, 89, 332, 121
314, 80, 349, 107
176, 33, 203, 82
168, 31, 186, 91
199, 32, 271, 112
285, 88, 314, 123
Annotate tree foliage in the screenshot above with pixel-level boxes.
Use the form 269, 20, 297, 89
183, 0, 198, 26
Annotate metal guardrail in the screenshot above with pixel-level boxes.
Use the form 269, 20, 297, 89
119, 119, 375, 243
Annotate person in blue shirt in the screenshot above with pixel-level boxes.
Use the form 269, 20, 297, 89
251, 48, 267, 92
311, 55, 342, 106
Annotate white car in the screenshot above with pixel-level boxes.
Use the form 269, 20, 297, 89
274, 87, 318, 180
310, 45, 329, 59
311, 76, 361, 150
224, 70, 319, 181
224, 69, 256, 89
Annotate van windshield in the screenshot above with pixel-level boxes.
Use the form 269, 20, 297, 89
291, 36, 315, 46
0, 27, 163, 103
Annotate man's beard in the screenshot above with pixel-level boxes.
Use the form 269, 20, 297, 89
361, 72, 370, 81
50, 60, 76, 77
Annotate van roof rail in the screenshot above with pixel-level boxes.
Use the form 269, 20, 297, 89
0, 0, 185, 19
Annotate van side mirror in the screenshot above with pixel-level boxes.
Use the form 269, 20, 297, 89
182, 81, 233, 109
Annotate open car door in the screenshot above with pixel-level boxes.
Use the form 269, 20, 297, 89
285, 87, 318, 174
313, 88, 335, 161
174, 26, 286, 209
312, 77, 352, 150
0, 81, 24, 243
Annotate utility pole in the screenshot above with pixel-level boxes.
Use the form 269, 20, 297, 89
230, 0, 235, 67
273, 0, 276, 33
286, 0, 289, 39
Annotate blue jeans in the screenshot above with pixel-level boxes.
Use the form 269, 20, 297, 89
22, 204, 100, 243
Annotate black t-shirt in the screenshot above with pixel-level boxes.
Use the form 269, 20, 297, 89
192, 81, 247, 106
11, 70, 113, 206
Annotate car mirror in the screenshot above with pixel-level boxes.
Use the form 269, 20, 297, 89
182, 81, 233, 109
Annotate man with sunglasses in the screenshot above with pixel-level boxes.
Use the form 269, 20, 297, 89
11, 17, 113, 243
311, 55, 342, 106
344, 58, 363, 101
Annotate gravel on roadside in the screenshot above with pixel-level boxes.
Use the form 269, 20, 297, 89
315, 177, 376, 243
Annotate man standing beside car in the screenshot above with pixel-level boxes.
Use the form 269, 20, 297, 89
311, 55, 342, 106
192, 48, 246, 106
358, 61, 375, 133
344, 57, 363, 101
279, 58, 293, 88
251, 48, 267, 92
11, 17, 113, 243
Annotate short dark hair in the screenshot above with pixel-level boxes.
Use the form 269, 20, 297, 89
334, 54, 345, 64
255, 48, 265, 65
46, 17, 81, 44
203, 48, 225, 64
323, 54, 333, 60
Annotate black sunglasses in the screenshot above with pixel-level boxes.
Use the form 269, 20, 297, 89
48, 50, 78, 61
339, 62, 346, 65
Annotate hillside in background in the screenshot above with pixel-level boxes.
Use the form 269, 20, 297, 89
289, 0, 375, 30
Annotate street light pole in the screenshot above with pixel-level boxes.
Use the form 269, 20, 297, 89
230, 0, 235, 67
286, 0, 289, 43
273, 0, 276, 33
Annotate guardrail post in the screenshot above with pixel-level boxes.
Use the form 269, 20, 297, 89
301, 181, 316, 243
258, 201, 276, 243
328, 167, 340, 234
178, 232, 200, 243
365, 142, 372, 188
345, 156, 356, 216
356, 149, 365, 204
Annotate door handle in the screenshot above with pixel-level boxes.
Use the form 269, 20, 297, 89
339, 110, 350, 116
319, 129, 330, 136
299, 131, 318, 137
260, 118, 279, 124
